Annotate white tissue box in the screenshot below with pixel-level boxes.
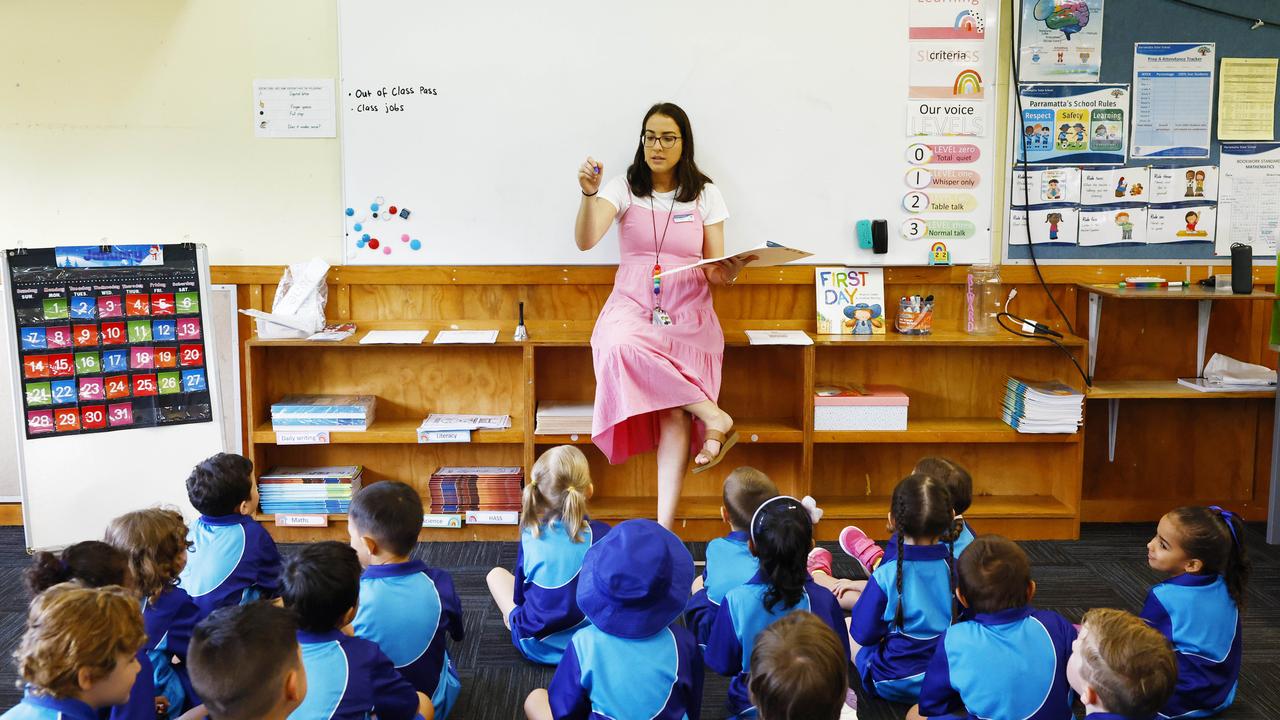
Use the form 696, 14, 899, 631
814, 385, 909, 431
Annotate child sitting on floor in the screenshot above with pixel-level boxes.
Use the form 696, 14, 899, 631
1068, 608, 1177, 720
487, 445, 609, 665
686, 466, 778, 644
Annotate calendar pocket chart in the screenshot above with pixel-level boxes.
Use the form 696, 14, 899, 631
6, 245, 213, 439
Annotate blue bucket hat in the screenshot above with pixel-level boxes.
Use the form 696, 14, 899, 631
577, 519, 695, 639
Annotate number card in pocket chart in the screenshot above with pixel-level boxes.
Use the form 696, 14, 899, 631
7, 245, 212, 439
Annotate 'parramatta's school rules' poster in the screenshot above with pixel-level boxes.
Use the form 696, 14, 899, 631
1131, 43, 1215, 159
1016, 84, 1129, 165
1018, 0, 1104, 82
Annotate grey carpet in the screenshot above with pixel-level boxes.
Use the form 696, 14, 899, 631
0, 523, 1276, 719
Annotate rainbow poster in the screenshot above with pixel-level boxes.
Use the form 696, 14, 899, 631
909, 0, 987, 41
909, 41, 990, 100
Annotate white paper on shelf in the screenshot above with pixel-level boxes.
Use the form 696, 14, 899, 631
744, 330, 814, 345
359, 330, 429, 344
433, 330, 499, 344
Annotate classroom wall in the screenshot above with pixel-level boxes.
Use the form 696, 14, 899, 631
0, 0, 343, 266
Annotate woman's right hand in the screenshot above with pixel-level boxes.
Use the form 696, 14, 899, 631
578, 156, 603, 195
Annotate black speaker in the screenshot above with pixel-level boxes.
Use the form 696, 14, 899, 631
872, 219, 888, 254
1231, 243, 1253, 294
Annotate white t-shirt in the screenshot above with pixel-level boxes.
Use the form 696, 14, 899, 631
597, 175, 730, 226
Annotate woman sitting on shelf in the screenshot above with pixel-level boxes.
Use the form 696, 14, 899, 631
573, 102, 752, 528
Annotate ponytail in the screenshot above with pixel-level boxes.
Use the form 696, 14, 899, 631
1210, 506, 1251, 608
751, 496, 812, 612
1168, 506, 1252, 608
522, 445, 593, 542
894, 524, 906, 629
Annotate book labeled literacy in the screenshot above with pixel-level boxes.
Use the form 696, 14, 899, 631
7, 245, 212, 439
815, 267, 886, 335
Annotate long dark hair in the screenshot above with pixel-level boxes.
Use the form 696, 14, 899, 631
891, 473, 959, 629
26, 541, 129, 597
627, 102, 712, 203
751, 496, 813, 612
1168, 506, 1251, 607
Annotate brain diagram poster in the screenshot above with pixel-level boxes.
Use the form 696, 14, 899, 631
1018, 0, 1104, 82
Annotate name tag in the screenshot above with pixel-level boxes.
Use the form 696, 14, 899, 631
674, 213, 695, 224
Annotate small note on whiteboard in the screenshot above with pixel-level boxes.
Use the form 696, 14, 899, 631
434, 330, 499, 344
254, 79, 337, 138
745, 330, 814, 345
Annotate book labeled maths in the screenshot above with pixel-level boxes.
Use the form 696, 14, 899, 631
815, 267, 886, 335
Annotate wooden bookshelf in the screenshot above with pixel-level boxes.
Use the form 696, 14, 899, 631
217, 264, 1272, 543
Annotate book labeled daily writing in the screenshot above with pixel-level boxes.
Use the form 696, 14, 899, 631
270, 395, 376, 432
815, 267, 886, 335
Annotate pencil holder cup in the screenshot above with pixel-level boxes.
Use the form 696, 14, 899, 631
896, 298, 934, 335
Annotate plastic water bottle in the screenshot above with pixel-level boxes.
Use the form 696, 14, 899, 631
966, 264, 1001, 334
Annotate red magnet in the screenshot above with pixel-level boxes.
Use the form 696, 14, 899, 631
368, 238, 380, 249
389, 206, 397, 215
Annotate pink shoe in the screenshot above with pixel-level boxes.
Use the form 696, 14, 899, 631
839, 525, 884, 574
807, 547, 833, 576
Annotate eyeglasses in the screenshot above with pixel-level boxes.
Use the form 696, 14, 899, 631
641, 134, 682, 149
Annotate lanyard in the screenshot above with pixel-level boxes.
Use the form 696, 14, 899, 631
650, 190, 677, 308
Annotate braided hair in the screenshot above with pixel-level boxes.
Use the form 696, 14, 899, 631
751, 496, 814, 612
890, 473, 956, 630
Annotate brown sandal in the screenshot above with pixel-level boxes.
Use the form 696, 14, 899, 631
691, 427, 739, 474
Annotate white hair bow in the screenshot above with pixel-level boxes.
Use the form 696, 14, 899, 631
800, 496, 824, 525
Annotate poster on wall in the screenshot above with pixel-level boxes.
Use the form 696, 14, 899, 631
1147, 205, 1215, 244
1131, 43, 1215, 160
7, 245, 212, 439
1009, 207, 1080, 245
909, 0, 986, 41
1015, 84, 1129, 164
1017, 0, 1104, 82
1217, 143, 1280, 255
1079, 205, 1148, 246
1080, 166, 1150, 205
1009, 166, 1082, 205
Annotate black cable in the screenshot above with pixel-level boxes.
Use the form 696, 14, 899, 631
1010, 3, 1076, 337
1159, 0, 1280, 29
997, 312, 1092, 387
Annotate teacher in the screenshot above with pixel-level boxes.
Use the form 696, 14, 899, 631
574, 102, 751, 529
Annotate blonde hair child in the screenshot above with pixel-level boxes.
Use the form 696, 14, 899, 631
4, 584, 144, 718
486, 445, 610, 664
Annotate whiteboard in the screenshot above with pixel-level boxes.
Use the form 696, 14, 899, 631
6, 245, 225, 551
338, 0, 1000, 266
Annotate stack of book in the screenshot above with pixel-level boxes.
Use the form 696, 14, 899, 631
417, 414, 512, 443
270, 395, 377, 432
535, 402, 593, 435
1001, 378, 1084, 434
427, 466, 524, 524
258, 466, 361, 515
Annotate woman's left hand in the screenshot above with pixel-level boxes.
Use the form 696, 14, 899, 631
714, 254, 756, 284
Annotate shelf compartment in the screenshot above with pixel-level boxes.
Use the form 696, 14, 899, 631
813, 417, 1079, 444
535, 418, 805, 446
253, 420, 524, 444
1086, 380, 1274, 400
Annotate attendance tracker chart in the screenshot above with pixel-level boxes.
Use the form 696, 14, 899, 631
7, 245, 212, 439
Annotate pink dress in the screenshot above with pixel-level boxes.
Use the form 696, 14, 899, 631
591, 196, 724, 464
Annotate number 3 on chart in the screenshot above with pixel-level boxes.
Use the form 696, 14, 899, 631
901, 218, 928, 240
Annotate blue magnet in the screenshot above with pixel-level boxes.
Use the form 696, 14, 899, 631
409, 239, 421, 250
399, 208, 411, 219
356, 239, 366, 248
361, 233, 370, 241
345, 207, 354, 216
370, 202, 380, 212
353, 223, 363, 232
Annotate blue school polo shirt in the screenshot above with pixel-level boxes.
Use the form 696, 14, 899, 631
685, 530, 759, 645
548, 623, 703, 720
509, 519, 610, 664
1141, 573, 1242, 719
144, 587, 202, 715
352, 560, 463, 719
179, 513, 281, 618
3, 691, 98, 720
705, 571, 850, 718
918, 606, 1077, 720
881, 520, 976, 563
850, 543, 955, 704
289, 629, 422, 720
